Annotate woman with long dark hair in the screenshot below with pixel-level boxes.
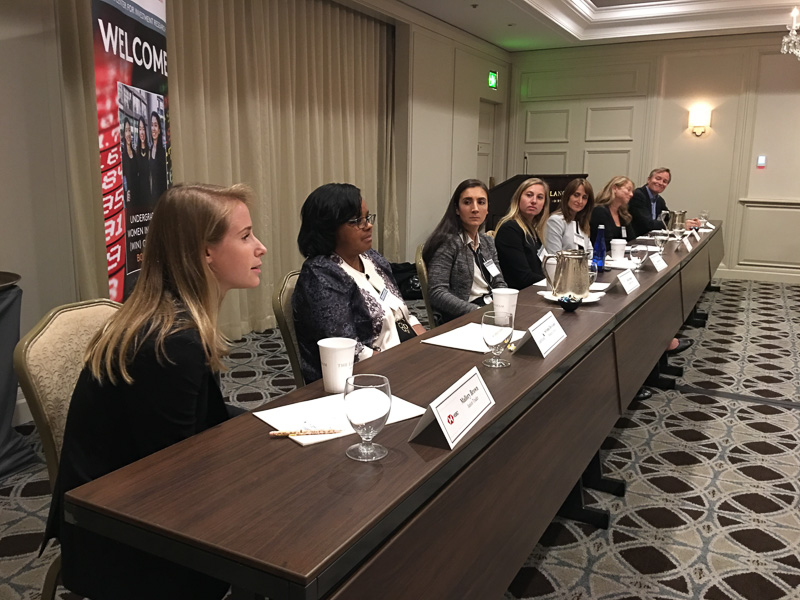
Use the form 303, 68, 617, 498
545, 177, 594, 258
422, 179, 507, 323
293, 183, 424, 383
148, 111, 168, 204
44, 183, 266, 600
120, 118, 141, 209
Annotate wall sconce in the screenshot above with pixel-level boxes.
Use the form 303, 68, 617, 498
688, 104, 712, 136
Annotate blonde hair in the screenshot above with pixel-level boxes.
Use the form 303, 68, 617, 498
595, 176, 633, 225
86, 183, 254, 384
496, 178, 550, 243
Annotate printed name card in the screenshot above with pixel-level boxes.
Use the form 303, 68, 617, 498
650, 253, 668, 272
691, 229, 701, 241
617, 269, 641, 295
529, 311, 567, 358
408, 367, 495, 449
682, 237, 693, 251
705, 221, 716, 229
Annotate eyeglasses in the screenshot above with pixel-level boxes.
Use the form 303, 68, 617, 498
346, 213, 376, 229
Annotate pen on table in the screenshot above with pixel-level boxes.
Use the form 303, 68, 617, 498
269, 429, 342, 437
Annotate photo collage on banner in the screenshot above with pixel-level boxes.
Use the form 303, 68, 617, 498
92, 0, 169, 301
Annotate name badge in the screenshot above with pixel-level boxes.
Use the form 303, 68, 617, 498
691, 229, 701, 241
484, 259, 500, 278
529, 311, 567, 358
682, 237, 693, 251
650, 253, 668, 272
380, 287, 404, 310
537, 245, 547, 261
621, 226, 627, 238
408, 367, 495, 449
380, 288, 388, 301
573, 232, 585, 248
617, 269, 641, 294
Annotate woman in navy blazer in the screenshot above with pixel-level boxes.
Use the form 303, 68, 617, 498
44, 183, 266, 600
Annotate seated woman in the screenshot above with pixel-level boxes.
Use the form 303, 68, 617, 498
494, 177, 549, 290
590, 175, 637, 252
293, 183, 424, 383
44, 183, 267, 600
422, 179, 507, 323
545, 177, 594, 258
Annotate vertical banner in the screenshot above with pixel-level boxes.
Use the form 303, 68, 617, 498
92, 0, 170, 301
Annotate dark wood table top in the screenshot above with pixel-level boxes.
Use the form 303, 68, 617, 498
65, 224, 721, 597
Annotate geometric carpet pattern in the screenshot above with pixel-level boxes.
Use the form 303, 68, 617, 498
1, 281, 799, 600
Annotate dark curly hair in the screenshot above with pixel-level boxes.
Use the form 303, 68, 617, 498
297, 183, 362, 258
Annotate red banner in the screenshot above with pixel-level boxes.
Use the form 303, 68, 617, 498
92, 0, 169, 301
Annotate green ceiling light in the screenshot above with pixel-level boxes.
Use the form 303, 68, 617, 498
488, 71, 498, 89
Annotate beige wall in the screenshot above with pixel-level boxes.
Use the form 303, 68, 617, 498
510, 34, 800, 283
0, 0, 75, 334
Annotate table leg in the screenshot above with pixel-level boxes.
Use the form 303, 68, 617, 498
581, 450, 625, 497
556, 479, 610, 530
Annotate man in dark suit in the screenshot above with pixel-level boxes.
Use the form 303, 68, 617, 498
629, 167, 701, 237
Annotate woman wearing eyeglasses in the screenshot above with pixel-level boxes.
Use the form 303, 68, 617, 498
422, 179, 507, 324
293, 182, 425, 383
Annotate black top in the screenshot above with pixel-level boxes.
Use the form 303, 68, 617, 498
45, 328, 230, 600
629, 185, 668, 237
494, 220, 544, 290
590, 205, 636, 252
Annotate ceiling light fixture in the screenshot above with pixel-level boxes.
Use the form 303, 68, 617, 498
781, 7, 800, 60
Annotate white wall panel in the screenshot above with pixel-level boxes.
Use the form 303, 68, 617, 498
583, 150, 631, 181
525, 110, 569, 143
585, 106, 634, 141
738, 202, 800, 270
524, 151, 567, 174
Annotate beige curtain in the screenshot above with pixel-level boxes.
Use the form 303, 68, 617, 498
167, 0, 398, 339
55, 0, 109, 300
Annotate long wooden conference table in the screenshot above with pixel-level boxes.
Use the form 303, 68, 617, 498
65, 224, 724, 600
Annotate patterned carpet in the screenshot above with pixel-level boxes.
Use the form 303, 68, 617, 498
1, 280, 799, 599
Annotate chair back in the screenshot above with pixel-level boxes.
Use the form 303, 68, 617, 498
13, 299, 120, 488
415, 244, 437, 329
272, 271, 305, 388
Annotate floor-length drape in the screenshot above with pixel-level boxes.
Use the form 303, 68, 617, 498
167, 0, 398, 339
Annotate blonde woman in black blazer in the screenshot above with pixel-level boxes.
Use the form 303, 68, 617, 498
44, 184, 266, 600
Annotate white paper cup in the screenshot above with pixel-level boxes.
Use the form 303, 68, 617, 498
610, 239, 626, 261
492, 288, 519, 319
318, 337, 357, 393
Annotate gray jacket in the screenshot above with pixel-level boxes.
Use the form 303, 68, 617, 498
427, 233, 507, 322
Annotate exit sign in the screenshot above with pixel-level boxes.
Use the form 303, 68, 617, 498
488, 71, 498, 89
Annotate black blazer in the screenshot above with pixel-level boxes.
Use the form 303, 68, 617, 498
629, 185, 668, 237
494, 220, 544, 290
590, 205, 636, 252
45, 328, 230, 600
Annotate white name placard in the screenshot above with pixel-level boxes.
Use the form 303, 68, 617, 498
408, 367, 495, 449
691, 229, 701, 241
682, 237, 693, 251
529, 311, 567, 358
705, 221, 716, 229
617, 269, 641, 295
650, 253, 668, 272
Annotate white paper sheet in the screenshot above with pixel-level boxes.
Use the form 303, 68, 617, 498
254, 394, 425, 446
535, 279, 608, 291
421, 322, 525, 353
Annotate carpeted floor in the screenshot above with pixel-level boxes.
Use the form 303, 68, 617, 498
1, 280, 799, 600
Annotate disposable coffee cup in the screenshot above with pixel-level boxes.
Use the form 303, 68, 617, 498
318, 337, 357, 393
492, 288, 519, 319
610, 239, 626, 261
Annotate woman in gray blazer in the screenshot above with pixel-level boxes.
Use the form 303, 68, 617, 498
422, 179, 507, 324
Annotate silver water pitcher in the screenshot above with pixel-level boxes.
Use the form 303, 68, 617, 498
543, 249, 590, 299
659, 210, 687, 234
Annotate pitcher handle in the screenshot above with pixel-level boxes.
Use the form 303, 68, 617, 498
543, 254, 556, 290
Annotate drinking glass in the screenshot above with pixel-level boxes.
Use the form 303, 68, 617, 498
629, 245, 648, 271
588, 261, 598, 286
482, 311, 514, 368
344, 374, 391, 462
699, 209, 709, 226
653, 232, 669, 254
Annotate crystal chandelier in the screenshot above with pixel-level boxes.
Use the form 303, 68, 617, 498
781, 7, 800, 60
